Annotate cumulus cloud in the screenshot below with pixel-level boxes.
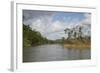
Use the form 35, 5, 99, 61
23, 10, 91, 40
80, 13, 91, 25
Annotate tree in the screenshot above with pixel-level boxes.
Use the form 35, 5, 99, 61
23, 24, 53, 48
73, 31, 77, 39
64, 28, 73, 40
78, 27, 83, 40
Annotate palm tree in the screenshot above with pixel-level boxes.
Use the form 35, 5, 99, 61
78, 26, 83, 40
64, 28, 73, 40
64, 28, 70, 34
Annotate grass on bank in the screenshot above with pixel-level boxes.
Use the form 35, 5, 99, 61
63, 38, 91, 49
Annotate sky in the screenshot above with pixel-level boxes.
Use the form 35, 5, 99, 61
23, 10, 91, 40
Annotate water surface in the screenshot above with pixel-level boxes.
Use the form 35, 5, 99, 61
23, 44, 90, 62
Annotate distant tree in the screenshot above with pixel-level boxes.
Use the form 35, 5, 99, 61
73, 31, 77, 39
62, 37, 65, 43
64, 28, 73, 40
78, 27, 83, 40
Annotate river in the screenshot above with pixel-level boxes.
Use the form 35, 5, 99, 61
23, 44, 90, 62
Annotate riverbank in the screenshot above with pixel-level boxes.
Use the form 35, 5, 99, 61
64, 44, 90, 49
63, 38, 91, 49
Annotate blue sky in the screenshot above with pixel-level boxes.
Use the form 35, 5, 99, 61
23, 10, 91, 40
52, 12, 86, 22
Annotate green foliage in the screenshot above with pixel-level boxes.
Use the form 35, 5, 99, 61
23, 37, 31, 48
64, 26, 91, 45
23, 24, 49, 48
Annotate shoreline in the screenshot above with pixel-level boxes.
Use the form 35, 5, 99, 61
63, 44, 91, 49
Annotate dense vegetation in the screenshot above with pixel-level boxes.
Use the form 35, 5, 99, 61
23, 24, 49, 48
63, 24, 91, 49
23, 23, 91, 49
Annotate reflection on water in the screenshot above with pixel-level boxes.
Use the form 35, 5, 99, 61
23, 44, 91, 62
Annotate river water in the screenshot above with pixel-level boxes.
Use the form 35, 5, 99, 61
23, 44, 90, 62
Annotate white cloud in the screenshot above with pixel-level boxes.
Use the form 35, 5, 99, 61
81, 13, 91, 25
51, 21, 63, 32
23, 11, 91, 40
31, 19, 45, 33
29, 15, 67, 40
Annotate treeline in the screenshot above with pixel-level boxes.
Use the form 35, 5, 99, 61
64, 25, 91, 45
23, 24, 54, 48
